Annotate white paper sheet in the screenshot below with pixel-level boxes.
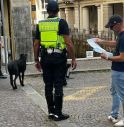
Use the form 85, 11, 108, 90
87, 38, 113, 57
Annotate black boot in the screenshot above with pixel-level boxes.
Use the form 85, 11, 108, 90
63, 78, 67, 86
53, 95, 69, 121
45, 95, 55, 119
0, 70, 7, 79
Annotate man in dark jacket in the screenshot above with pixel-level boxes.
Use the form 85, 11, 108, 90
96, 15, 124, 126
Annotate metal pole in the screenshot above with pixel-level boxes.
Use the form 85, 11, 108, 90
1, 0, 8, 73
78, 0, 80, 32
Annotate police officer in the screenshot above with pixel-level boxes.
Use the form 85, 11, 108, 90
34, 0, 77, 121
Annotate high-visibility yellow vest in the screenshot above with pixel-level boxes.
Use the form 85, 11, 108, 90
38, 17, 66, 50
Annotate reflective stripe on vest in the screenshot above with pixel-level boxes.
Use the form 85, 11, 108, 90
38, 17, 66, 50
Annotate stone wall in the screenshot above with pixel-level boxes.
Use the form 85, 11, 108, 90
10, 0, 33, 62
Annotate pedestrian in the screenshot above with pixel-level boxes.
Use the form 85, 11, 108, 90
63, 51, 71, 87
63, 63, 71, 86
95, 14, 124, 126
33, 0, 77, 121
0, 38, 7, 79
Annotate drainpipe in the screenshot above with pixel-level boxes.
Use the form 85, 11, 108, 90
78, 0, 80, 32
0, 0, 8, 73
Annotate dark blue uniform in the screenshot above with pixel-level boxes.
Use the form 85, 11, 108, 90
35, 16, 70, 116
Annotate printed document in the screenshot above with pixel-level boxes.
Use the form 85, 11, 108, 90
87, 38, 113, 57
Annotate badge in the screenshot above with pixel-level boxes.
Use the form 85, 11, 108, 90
47, 48, 53, 54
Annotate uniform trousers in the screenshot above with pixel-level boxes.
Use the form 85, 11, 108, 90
41, 60, 66, 97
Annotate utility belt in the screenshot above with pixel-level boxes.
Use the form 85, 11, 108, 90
40, 47, 67, 63
42, 48, 63, 54
40, 46, 67, 57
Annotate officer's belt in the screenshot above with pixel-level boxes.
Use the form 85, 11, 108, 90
47, 48, 62, 54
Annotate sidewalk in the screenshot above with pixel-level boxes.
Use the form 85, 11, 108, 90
1, 57, 111, 76
24, 71, 116, 127
25, 57, 111, 76
0, 78, 57, 127
0, 58, 115, 127
0, 77, 79, 127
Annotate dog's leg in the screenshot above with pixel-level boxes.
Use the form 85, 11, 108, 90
10, 75, 15, 90
19, 73, 24, 86
21, 72, 24, 86
13, 75, 18, 89
19, 73, 22, 86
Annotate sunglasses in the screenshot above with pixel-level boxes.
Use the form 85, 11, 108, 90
110, 23, 120, 30
110, 24, 116, 30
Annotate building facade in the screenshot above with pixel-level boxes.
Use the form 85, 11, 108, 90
58, 0, 124, 34
0, 0, 33, 62
0, 0, 47, 63
30, 0, 44, 24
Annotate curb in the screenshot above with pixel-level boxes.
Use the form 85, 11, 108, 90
22, 85, 78, 127
25, 68, 111, 76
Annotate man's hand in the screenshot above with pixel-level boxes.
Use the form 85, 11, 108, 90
94, 38, 103, 44
101, 53, 108, 60
35, 61, 41, 72
71, 59, 77, 70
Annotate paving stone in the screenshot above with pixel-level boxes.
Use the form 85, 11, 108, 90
0, 79, 57, 127
24, 71, 122, 127
0, 58, 120, 127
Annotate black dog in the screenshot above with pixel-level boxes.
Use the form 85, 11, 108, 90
8, 54, 27, 90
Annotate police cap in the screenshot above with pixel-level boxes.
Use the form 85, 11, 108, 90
47, 0, 59, 12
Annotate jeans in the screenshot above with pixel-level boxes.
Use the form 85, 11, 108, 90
111, 70, 124, 118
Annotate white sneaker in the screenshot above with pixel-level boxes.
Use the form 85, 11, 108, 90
114, 120, 124, 127
108, 115, 118, 123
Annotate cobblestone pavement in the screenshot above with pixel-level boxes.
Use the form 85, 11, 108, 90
24, 71, 123, 127
0, 78, 57, 127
